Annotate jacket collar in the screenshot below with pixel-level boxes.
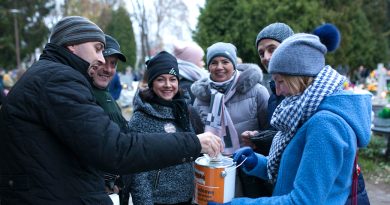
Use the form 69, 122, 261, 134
40, 43, 91, 81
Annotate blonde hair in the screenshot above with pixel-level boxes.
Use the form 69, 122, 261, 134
280, 75, 314, 95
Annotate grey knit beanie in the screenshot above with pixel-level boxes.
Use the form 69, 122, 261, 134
206, 42, 237, 69
255, 22, 294, 48
49, 16, 105, 47
269, 33, 327, 77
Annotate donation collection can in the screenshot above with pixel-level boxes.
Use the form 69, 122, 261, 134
194, 156, 236, 205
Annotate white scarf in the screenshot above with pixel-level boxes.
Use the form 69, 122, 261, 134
267, 66, 346, 183
205, 71, 240, 155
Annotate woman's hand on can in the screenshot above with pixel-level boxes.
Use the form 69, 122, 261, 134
197, 132, 223, 158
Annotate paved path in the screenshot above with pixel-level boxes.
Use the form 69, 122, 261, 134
366, 180, 390, 205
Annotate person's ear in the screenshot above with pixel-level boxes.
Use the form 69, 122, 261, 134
87, 64, 99, 77
66, 45, 76, 53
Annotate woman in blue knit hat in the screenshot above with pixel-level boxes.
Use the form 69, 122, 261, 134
239, 22, 348, 199
213, 33, 372, 205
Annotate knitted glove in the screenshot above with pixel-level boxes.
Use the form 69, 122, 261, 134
233, 146, 257, 171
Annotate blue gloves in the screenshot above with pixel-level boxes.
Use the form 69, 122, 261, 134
233, 146, 257, 171
208, 202, 231, 205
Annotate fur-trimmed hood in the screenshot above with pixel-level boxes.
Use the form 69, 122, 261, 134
191, 63, 263, 101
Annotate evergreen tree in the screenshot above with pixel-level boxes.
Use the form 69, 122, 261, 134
194, 0, 242, 55
361, 0, 389, 69
247, 0, 322, 67
195, 0, 389, 74
105, 7, 137, 73
0, 0, 55, 70
194, 0, 322, 70
61, 1, 135, 73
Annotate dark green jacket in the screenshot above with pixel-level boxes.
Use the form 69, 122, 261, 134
92, 88, 129, 133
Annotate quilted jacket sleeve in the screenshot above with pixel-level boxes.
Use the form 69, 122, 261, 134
40, 68, 201, 174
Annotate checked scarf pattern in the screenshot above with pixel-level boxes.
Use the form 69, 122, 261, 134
267, 66, 346, 183
205, 71, 240, 156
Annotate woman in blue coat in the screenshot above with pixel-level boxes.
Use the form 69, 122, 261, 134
219, 33, 372, 205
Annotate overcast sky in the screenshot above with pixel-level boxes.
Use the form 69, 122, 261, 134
50, 0, 205, 55
125, 0, 205, 52
125, 0, 205, 42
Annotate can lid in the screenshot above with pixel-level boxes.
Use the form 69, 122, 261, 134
195, 156, 235, 168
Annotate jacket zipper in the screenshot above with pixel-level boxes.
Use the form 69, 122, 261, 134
154, 169, 161, 189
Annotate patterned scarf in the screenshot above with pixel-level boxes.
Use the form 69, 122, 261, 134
267, 66, 346, 183
205, 71, 240, 155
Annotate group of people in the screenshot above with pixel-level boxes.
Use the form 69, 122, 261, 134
0, 16, 221, 205
0, 15, 372, 205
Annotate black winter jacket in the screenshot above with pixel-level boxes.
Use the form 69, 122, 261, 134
129, 92, 195, 204
0, 44, 201, 205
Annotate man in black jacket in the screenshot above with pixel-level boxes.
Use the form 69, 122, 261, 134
0, 16, 221, 205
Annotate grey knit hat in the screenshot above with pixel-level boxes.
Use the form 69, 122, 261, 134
206, 42, 237, 69
269, 33, 327, 77
255, 22, 294, 48
49, 16, 105, 47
